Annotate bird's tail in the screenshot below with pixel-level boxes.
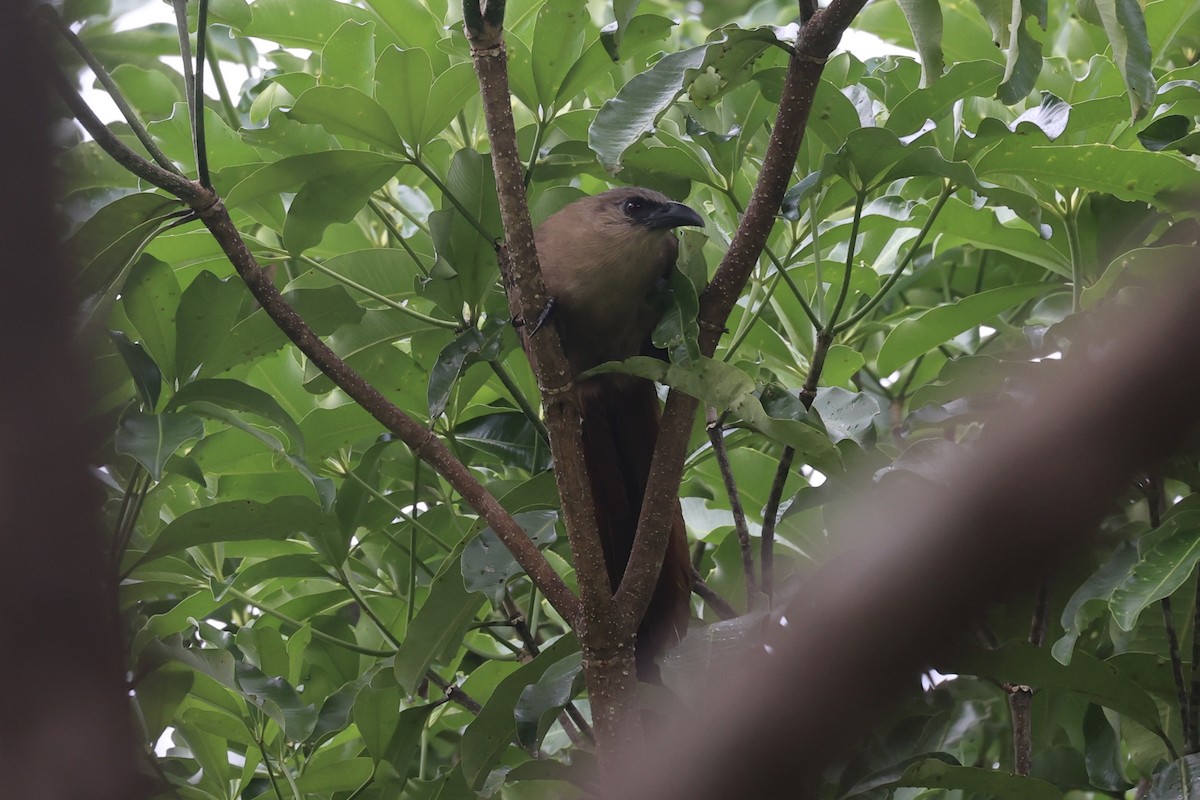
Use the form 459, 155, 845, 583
579, 374, 692, 680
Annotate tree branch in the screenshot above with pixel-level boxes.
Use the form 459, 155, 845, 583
49, 55, 581, 626
706, 408, 757, 607
615, 0, 869, 627
463, 0, 638, 756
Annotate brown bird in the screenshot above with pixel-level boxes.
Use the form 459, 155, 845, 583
533, 187, 703, 679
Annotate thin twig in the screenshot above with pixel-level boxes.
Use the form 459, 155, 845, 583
759, 447, 795, 602
706, 407, 756, 607
690, 569, 738, 620
40, 8, 181, 175
193, 0, 211, 188
1191, 566, 1200, 754
1145, 476, 1194, 753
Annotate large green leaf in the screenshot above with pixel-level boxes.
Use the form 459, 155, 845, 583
319, 20, 376, 93
876, 283, 1047, 375
1077, 0, 1154, 118
244, 0, 380, 49
461, 510, 558, 603
1051, 539, 1140, 664
947, 642, 1171, 749
975, 143, 1200, 209
70, 193, 181, 301
201, 286, 364, 376
460, 634, 579, 789
897, 0, 945, 87
393, 541, 485, 692
588, 43, 707, 172
115, 409, 205, 481
138, 496, 336, 563
531, 0, 589, 110
588, 357, 842, 473
122, 256, 181, 384
1110, 512, 1200, 631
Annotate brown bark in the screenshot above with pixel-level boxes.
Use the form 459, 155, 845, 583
0, 5, 144, 797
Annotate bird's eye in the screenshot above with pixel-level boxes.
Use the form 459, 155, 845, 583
623, 198, 645, 216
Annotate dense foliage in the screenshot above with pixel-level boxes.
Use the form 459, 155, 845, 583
54, 0, 1200, 796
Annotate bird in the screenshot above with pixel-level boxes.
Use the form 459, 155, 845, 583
531, 186, 704, 679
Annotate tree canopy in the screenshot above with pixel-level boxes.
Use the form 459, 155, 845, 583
45, 0, 1200, 796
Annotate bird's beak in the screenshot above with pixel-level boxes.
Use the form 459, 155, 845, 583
646, 201, 704, 230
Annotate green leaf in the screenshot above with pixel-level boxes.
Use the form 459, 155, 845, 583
514, 652, 583, 750
875, 757, 1064, 799
611, 0, 641, 49
167, 379, 306, 454
361, 0, 445, 53
975, 143, 1200, 210
887, 60, 1004, 135
460, 634, 578, 789
139, 496, 336, 563
876, 283, 1047, 375
122, 256, 181, 384
110, 64, 183, 121
320, 20, 376, 93
115, 409, 204, 481
897, 0, 944, 87
822, 127, 980, 192
1148, 754, 1200, 799
932, 199, 1068, 276
202, 286, 365, 376
175, 271, 247, 381
1077, 0, 1154, 118
1110, 513, 1200, 631
1052, 539, 1140, 664
1083, 244, 1197, 308
354, 687, 436, 770
135, 665, 194, 742
454, 413, 551, 473
284, 85, 403, 152
235, 661, 319, 740
811, 387, 880, 445
589, 43, 708, 172
245, 0, 380, 49
283, 161, 406, 255
588, 357, 842, 473
947, 642, 1171, 748
70, 193, 180, 300
227, 151, 405, 209
427, 326, 503, 419
375, 47, 433, 148
110, 330, 164, 409
532, 0, 589, 111
294, 758, 374, 793
461, 510, 558, 603
421, 63, 479, 144
427, 148, 502, 307
394, 542, 485, 692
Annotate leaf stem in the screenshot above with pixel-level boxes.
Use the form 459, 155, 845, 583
41, 8, 182, 175
705, 407, 757, 606
834, 183, 952, 335
408, 156, 493, 242
489, 359, 549, 442
284, 250, 456, 329
367, 199, 431, 277
1064, 198, 1085, 313
222, 585, 396, 656
824, 191, 866, 336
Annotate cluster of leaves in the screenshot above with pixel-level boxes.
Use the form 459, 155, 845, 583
53, 0, 1200, 795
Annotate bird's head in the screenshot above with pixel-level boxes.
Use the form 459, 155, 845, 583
589, 187, 705, 234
